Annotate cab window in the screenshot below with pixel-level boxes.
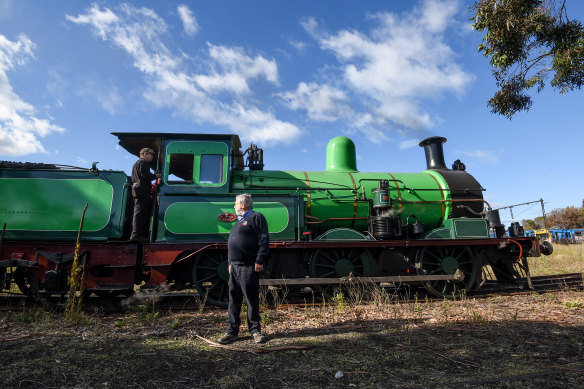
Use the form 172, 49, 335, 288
200, 154, 223, 183
163, 140, 228, 189
167, 153, 194, 184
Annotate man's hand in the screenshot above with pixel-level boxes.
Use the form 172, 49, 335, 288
255, 263, 263, 272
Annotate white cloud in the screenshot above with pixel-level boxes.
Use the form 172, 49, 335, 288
75, 156, 89, 165
458, 149, 499, 164
208, 44, 278, 83
194, 72, 250, 95
419, 0, 459, 33
300, 16, 320, 38
288, 39, 307, 53
68, 3, 300, 146
295, 0, 473, 135
195, 44, 278, 94
177, 4, 198, 36
357, 126, 389, 144
0, 33, 35, 66
277, 82, 350, 121
0, 33, 65, 156
399, 139, 420, 149
66, 5, 120, 40
69, 4, 173, 75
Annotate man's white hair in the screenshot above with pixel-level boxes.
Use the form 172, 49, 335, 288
236, 193, 253, 209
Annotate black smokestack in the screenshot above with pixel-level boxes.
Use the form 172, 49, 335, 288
419, 136, 447, 170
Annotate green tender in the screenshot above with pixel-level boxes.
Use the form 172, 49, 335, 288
0, 171, 129, 241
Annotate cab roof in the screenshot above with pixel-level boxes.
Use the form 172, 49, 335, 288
111, 132, 242, 157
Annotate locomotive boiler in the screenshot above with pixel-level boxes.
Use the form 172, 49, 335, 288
0, 132, 550, 305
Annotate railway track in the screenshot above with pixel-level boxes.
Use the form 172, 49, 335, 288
472, 272, 584, 296
0, 273, 582, 311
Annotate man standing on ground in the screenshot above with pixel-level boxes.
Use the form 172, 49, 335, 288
218, 194, 269, 344
130, 147, 160, 243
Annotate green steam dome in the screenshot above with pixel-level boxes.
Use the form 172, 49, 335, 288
326, 136, 357, 172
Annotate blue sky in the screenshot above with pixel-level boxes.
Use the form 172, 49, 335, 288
1, 0, 582, 224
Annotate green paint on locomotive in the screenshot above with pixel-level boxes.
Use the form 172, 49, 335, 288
156, 194, 301, 241
112, 132, 486, 243
326, 136, 357, 172
1, 132, 488, 246
230, 169, 450, 235
164, 201, 289, 234
0, 170, 129, 241
163, 140, 230, 192
423, 219, 489, 239
1, 178, 114, 230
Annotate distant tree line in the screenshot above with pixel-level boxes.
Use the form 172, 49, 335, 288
522, 200, 584, 229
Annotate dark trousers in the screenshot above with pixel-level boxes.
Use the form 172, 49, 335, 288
130, 196, 152, 241
226, 264, 261, 335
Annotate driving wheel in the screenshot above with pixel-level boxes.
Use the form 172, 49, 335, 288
415, 245, 479, 298
192, 251, 229, 307
309, 248, 373, 298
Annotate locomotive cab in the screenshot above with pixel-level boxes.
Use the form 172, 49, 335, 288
112, 132, 240, 196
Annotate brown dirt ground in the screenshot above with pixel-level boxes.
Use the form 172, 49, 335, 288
1, 286, 583, 389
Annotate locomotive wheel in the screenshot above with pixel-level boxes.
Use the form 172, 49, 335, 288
193, 251, 229, 307
14, 268, 41, 297
490, 256, 532, 289
415, 245, 479, 298
513, 257, 533, 289
309, 248, 373, 298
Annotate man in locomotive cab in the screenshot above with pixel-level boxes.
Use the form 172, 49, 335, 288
129, 147, 161, 243
218, 194, 269, 345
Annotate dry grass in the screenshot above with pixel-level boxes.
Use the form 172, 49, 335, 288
528, 243, 584, 276
0, 243, 583, 388
1, 283, 583, 388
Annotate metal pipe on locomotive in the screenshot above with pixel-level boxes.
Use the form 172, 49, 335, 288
0, 132, 552, 305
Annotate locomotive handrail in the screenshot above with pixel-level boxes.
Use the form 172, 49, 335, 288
357, 178, 485, 194
0, 161, 89, 171
305, 215, 369, 225
395, 198, 492, 211
241, 173, 354, 189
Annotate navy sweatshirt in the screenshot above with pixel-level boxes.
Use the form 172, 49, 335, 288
227, 211, 270, 265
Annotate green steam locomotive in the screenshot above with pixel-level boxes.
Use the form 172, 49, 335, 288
0, 132, 550, 305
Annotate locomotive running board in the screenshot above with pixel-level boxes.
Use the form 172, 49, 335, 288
260, 271, 464, 286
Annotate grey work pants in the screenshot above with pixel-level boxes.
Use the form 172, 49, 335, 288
225, 263, 261, 335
